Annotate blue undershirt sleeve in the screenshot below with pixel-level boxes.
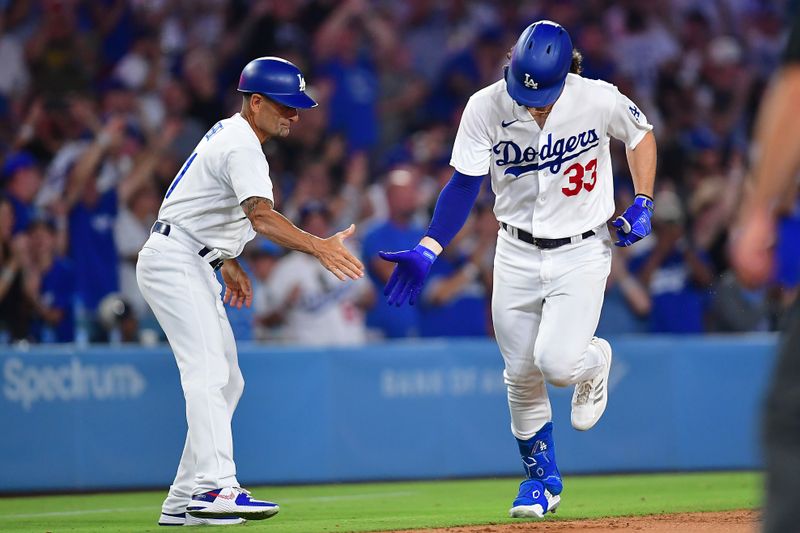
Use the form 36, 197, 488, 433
425, 170, 485, 249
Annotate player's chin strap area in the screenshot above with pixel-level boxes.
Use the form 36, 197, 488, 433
500, 222, 596, 250
151, 220, 225, 271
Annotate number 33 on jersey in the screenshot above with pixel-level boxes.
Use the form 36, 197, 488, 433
450, 73, 652, 239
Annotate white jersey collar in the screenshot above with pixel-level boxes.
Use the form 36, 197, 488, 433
232, 112, 263, 147
508, 74, 575, 125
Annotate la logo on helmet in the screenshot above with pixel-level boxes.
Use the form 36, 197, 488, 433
523, 73, 538, 89
297, 74, 306, 91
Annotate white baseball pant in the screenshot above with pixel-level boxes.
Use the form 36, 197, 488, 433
136, 232, 243, 511
492, 225, 612, 440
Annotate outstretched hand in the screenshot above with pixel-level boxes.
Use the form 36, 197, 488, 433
314, 224, 365, 281
378, 244, 437, 306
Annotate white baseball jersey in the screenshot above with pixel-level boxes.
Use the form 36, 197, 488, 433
451, 73, 652, 238
264, 251, 369, 346
137, 112, 271, 504
158, 113, 274, 258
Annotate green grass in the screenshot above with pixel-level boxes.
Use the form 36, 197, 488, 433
0, 472, 761, 533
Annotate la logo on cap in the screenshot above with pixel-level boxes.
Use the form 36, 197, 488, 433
523, 73, 538, 89
297, 74, 306, 91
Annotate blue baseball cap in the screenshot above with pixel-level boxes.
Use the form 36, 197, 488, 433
2, 152, 36, 180
298, 201, 331, 224
250, 238, 283, 257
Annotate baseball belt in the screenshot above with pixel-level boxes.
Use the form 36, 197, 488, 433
150, 220, 224, 271
500, 222, 595, 249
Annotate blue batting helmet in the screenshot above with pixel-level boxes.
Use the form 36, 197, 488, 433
505, 21, 573, 108
237, 57, 318, 109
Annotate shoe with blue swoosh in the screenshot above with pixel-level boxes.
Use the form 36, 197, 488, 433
186, 487, 279, 520
158, 511, 246, 526
509, 479, 561, 518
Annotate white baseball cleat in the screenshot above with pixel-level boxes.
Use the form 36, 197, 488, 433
186, 487, 279, 520
571, 337, 612, 431
158, 511, 246, 526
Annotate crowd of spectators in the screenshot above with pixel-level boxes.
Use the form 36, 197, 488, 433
0, 0, 793, 345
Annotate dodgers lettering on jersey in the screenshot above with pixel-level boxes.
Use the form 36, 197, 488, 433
158, 114, 274, 258
450, 73, 652, 238
494, 129, 600, 175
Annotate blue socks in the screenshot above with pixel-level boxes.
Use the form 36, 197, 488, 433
516, 421, 563, 495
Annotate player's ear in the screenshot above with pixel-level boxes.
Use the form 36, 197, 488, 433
245, 93, 261, 115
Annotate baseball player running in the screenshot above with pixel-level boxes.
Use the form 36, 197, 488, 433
137, 57, 364, 526
379, 21, 656, 518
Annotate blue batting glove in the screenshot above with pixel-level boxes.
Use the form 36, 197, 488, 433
612, 194, 654, 247
378, 244, 437, 306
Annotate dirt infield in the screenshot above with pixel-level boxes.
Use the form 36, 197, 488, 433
394, 510, 758, 533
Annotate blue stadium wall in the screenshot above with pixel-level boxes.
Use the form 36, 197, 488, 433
0, 336, 776, 492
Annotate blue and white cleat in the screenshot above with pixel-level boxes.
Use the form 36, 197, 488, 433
158, 511, 246, 526
186, 487, 279, 520
509, 479, 560, 518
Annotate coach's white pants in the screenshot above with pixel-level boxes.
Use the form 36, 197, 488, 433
492, 226, 612, 440
136, 232, 243, 511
